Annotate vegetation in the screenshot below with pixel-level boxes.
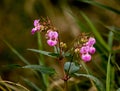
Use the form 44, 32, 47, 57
0, 0, 120, 91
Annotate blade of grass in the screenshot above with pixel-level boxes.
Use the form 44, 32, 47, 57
106, 31, 114, 91
3, 40, 30, 65
78, 0, 120, 14
80, 12, 110, 52
106, 52, 111, 91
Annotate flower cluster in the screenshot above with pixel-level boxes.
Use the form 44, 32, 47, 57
46, 30, 58, 46
31, 19, 59, 46
80, 37, 96, 62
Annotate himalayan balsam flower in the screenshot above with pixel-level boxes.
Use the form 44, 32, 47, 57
80, 46, 90, 54
31, 19, 41, 35
89, 46, 96, 54
47, 30, 58, 39
81, 53, 91, 62
80, 37, 96, 62
46, 30, 58, 46
87, 37, 96, 46
47, 39, 57, 46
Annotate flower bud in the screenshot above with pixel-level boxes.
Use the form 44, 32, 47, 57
74, 48, 80, 54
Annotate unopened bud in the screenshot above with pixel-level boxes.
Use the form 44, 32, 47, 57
74, 48, 80, 54
60, 42, 67, 49
40, 25, 44, 31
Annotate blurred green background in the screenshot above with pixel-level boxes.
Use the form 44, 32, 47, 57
0, 0, 120, 90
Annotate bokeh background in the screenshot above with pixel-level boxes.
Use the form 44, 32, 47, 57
0, 0, 120, 91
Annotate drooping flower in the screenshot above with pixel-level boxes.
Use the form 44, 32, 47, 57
81, 53, 91, 62
46, 30, 59, 46
31, 19, 41, 35
34, 20, 40, 27
31, 28, 37, 35
89, 46, 96, 54
47, 39, 57, 46
80, 46, 90, 54
87, 37, 96, 46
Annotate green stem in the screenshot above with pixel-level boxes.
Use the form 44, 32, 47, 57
37, 33, 44, 65
106, 53, 111, 91
63, 53, 74, 91
37, 33, 49, 88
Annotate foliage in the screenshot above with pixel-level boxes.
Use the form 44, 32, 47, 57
1, 0, 120, 91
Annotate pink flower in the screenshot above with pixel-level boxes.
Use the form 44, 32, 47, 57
87, 37, 96, 46
81, 53, 91, 62
31, 28, 37, 35
47, 39, 57, 46
47, 30, 58, 39
89, 46, 96, 54
31, 19, 41, 35
46, 30, 59, 47
80, 37, 96, 62
80, 46, 89, 54
34, 20, 40, 27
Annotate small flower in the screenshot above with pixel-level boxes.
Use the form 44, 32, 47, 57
89, 46, 96, 54
34, 20, 40, 26
47, 39, 57, 46
47, 30, 58, 39
31, 28, 37, 35
80, 46, 89, 54
81, 53, 91, 62
87, 37, 96, 46
31, 19, 41, 35
46, 30, 59, 47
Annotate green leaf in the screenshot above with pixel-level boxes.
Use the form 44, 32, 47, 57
28, 49, 58, 58
78, 0, 120, 14
48, 53, 60, 57
74, 73, 105, 91
64, 62, 80, 75
23, 78, 42, 91
23, 65, 56, 75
